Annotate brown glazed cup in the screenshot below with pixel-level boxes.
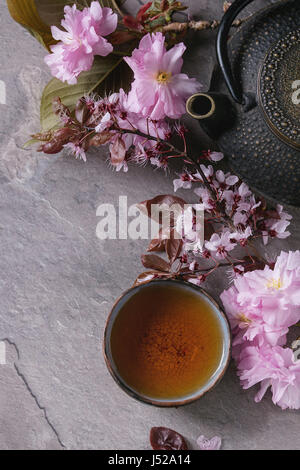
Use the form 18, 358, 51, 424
103, 279, 231, 407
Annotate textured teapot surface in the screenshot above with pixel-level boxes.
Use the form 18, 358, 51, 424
214, 0, 300, 207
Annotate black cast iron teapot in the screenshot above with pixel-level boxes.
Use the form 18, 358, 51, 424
186, 0, 300, 207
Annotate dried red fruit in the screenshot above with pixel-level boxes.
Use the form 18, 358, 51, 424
150, 427, 188, 450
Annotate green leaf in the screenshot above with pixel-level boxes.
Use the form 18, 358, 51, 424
34, 0, 71, 27
6, 0, 55, 50
40, 55, 132, 131
23, 138, 41, 149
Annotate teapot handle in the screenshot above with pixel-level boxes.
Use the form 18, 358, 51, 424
216, 0, 255, 105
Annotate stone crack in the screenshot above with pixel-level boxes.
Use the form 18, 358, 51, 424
2, 338, 66, 450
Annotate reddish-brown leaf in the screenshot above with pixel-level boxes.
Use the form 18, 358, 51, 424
133, 270, 173, 286
165, 231, 183, 264
75, 97, 90, 125
147, 227, 168, 252
148, 237, 166, 252
88, 132, 112, 148
141, 254, 170, 272
137, 1, 152, 21
139, 194, 186, 223
39, 140, 64, 154
110, 136, 126, 166
150, 427, 189, 450
109, 30, 137, 45
123, 14, 140, 29
133, 271, 157, 286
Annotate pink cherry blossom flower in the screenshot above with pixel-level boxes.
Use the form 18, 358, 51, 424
230, 227, 252, 245
223, 182, 252, 211
64, 142, 87, 162
194, 164, 214, 182
194, 187, 215, 211
233, 210, 248, 226
237, 342, 300, 409
45, 2, 117, 84
93, 89, 171, 170
213, 170, 238, 190
238, 182, 252, 198
199, 150, 224, 162
221, 251, 300, 347
275, 250, 300, 275
209, 151, 224, 162
175, 204, 204, 253
150, 156, 169, 170
205, 231, 236, 259
197, 435, 222, 450
133, 114, 171, 149
234, 250, 300, 311
262, 205, 292, 245
173, 172, 193, 192
248, 195, 262, 214
124, 32, 201, 119
220, 283, 291, 347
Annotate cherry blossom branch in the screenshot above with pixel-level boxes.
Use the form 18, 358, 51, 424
36, 92, 288, 274
118, 127, 223, 206
159, 17, 247, 33
118, 127, 183, 155
117, 126, 268, 264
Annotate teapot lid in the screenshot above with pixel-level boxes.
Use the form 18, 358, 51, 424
259, 30, 300, 150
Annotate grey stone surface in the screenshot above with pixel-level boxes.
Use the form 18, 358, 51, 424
0, 0, 299, 450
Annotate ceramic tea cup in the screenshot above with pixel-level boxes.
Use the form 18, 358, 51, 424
104, 279, 231, 407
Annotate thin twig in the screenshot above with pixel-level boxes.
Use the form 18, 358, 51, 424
158, 17, 248, 33
106, 125, 267, 264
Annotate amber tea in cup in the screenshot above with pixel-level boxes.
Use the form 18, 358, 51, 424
104, 280, 231, 406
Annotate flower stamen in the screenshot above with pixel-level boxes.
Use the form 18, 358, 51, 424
156, 71, 172, 84
266, 278, 283, 290
238, 313, 251, 324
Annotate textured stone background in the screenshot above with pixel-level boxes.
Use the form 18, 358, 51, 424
0, 0, 299, 450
